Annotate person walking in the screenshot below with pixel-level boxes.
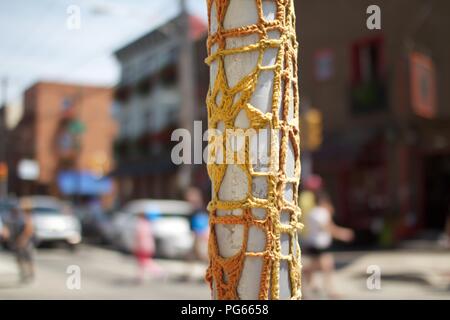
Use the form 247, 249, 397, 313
302, 192, 354, 299
438, 202, 450, 249
299, 175, 323, 244
10, 199, 35, 283
133, 211, 164, 283
181, 187, 209, 282
185, 187, 209, 262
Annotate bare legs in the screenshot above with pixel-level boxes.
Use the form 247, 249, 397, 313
16, 249, 34, 283
135, 254, 165, 283
303, 253, 340, 299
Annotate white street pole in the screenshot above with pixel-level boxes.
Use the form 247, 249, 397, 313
206, 0, 301, 300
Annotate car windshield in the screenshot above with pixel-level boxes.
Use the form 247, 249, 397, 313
32, 207, 61, 215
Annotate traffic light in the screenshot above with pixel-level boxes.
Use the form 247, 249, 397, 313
0, 162, 8, 181
304, 108, 323, 151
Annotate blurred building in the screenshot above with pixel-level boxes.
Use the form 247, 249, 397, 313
0, 106, 7, 199
7, 82, 117, 198
112, 14, 209, 202
297, 0, 450, 242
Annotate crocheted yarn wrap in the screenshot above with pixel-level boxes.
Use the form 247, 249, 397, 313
205, 0, 302, 300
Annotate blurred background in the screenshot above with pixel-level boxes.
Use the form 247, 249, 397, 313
0, 0, 449, 299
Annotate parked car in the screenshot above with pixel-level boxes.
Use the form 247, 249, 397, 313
111, 199, 194, 258
75, 203, 115, 245
20, 196, 82, 249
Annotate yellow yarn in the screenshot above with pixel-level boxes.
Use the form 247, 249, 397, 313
205, 0, 302, 300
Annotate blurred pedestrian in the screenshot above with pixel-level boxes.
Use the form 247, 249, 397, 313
438, 203, 450, 249
182, 187, 209, 281
302, 191, 354, 299
185, 187, 209, 262
445, 212, 450, 249
10, 199, 35, 283
299, 175, 323, 243
133, 211, 163, 283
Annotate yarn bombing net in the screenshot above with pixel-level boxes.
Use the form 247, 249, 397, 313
205, 0, 302, 300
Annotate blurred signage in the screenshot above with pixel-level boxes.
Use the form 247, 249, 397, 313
18, 159, 40, 181
314, 49, 334, 81
304, 108, 323, 151
68, 119, 86, 135
58, 171, 112, 195
410, 52, 437, 119
0, 162, 8, 181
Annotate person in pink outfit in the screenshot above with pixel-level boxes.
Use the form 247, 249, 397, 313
134, 212, 163, 283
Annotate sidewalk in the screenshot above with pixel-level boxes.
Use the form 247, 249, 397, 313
309, 249, 450, 299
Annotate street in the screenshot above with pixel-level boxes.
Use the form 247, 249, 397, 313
0, 245, 210, 299
0, 244, 449, 299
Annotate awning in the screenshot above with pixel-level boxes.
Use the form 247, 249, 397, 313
57, 171, 113, 195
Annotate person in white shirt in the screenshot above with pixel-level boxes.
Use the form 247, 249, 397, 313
303, 192, 354, 298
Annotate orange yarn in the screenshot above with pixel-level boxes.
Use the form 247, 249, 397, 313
205, 0, 302, 300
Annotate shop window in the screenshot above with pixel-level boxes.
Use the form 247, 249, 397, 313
160, 64, 178, 86
137, 76, 154, 96
350, 36, 387, 114
115, 85, 131, 104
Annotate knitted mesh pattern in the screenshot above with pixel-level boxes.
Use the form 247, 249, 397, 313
205, 0, 302, 300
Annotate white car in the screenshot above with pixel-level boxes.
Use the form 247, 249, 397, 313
111, 199, 194, 259
21, 196, 82, 249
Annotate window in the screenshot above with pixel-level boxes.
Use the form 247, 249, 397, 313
115, 85, 131, 104
350, 36, 386, 114
61, 97, 73, 111
145, 110, 151, 131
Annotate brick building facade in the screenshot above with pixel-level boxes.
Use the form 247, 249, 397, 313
8, 82, 116, 197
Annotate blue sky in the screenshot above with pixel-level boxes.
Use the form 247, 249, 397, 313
0, 0, 207, 104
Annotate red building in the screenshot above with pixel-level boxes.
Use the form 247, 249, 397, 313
7, 82, 117, 199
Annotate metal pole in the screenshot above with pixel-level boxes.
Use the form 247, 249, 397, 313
205, 0, 302, 300
178, 0, 197, 190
